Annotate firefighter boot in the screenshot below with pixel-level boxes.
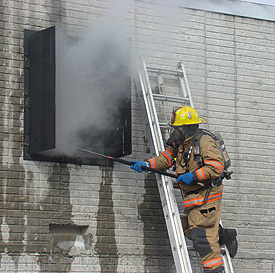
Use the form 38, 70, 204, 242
219, 226, 238, 258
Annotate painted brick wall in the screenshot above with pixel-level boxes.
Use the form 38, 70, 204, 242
0, 0, 275, 272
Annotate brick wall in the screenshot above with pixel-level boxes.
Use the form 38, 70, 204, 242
0, 0, 275, 272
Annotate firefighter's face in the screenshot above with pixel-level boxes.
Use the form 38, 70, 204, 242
173, 125, 194, 141
169, 127, 186, 145
167, 124, 199, 147
175, 126, 185, 134
179, 124, 199, 138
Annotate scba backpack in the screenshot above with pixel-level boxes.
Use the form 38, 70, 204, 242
193, 129, 232, 181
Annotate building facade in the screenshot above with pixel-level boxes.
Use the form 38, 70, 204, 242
1, 0, 275, 272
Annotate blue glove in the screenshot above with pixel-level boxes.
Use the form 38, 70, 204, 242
177, 172, 194, 185
130, 161, 149, 173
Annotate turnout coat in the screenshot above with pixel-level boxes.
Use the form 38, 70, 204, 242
146, 133, 225, 210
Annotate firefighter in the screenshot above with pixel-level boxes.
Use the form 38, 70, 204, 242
131, 106, 237, 273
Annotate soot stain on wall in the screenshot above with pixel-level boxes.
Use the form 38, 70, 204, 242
95, 167, 118, 272
37, 163, 73, 272
138, 173, 174, 272
0, 88, 27, 271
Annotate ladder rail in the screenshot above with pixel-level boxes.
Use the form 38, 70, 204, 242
158, 174, 193, 273
223, 248, 235, 273
140, 60, 164, 153
177, 62, 194, 108
220, 219, 235, 273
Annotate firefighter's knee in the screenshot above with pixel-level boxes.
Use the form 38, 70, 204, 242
190, 228, 212, 257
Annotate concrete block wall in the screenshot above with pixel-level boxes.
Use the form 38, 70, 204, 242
0, 0, 275, 272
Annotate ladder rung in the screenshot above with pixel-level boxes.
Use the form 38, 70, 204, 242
159, 122, 169, 128
187, 246, 195, 251
147, 66, 182, 76
153, 94, 190, 103
188, 246, 226, 253
220, 247, 226, 255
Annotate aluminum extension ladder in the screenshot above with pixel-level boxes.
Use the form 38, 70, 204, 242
135, 59, 234, 273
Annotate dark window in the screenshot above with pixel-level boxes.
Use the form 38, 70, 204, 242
24, 26, 131, 166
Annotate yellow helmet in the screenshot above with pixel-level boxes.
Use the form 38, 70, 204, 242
169, 106, 207, 127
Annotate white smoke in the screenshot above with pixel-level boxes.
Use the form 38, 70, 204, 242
55, 5, 131, 156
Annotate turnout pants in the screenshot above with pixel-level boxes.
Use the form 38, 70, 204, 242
181, 185, 224, 271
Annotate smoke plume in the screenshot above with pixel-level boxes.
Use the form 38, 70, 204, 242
55, 6, 131, 158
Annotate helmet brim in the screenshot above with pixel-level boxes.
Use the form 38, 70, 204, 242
168, 117, 207, 127
199, 117, 207, 124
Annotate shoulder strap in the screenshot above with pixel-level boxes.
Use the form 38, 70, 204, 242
193, 129, 205, 167
193, 129, 232, 181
